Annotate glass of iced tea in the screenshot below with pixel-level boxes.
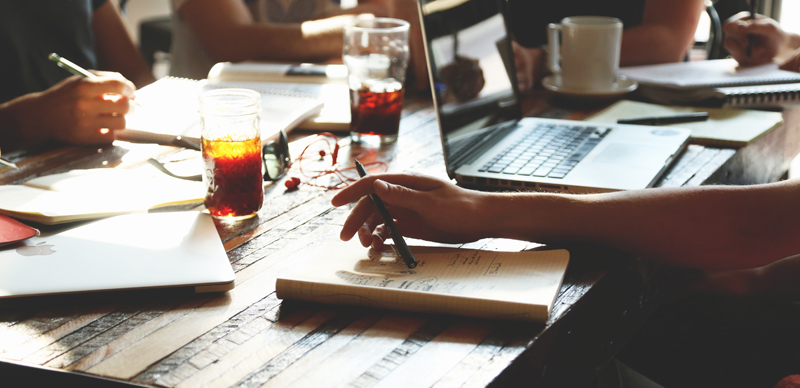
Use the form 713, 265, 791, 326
198, 89, 263, 220
344, 18, 410, 146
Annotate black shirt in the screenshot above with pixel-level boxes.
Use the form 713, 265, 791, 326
0, 0, 107, 103
507, 0, 647, 47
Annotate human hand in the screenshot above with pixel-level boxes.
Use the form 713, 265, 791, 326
13, 72, 135, 145
512, 42, 544, 94
331, 173, 494, 249
779, 48, 800, 73
723, 12, 788, 67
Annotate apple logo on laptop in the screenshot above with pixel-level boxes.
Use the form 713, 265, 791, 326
16, 241, 56, 256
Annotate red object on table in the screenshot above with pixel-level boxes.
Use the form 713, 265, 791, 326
0, 215, 39, 246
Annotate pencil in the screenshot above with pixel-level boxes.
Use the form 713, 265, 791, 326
48, 53, 143, 108
354, 160, 418, 269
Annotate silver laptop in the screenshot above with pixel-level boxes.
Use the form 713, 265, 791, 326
417, 0, 690, 193
0, 212, 234, 298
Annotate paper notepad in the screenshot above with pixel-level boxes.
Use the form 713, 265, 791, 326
0, 168, 203, 224
120, 77, 325, 145
276, 240, 570, 322
586, 100, 783, 148
620, 58, 800, 89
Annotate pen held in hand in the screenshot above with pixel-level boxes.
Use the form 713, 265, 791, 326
746, 0, 757, 57
48, 53, 143, 108
354, 159, 418, 269
617, 112, 709, 126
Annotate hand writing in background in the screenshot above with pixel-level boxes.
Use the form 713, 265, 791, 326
332, 173, 493, 249
722, 12, 800, 69
8, 72, 135, 146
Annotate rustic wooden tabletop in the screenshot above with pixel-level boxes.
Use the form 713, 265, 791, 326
1, 92, 797, 387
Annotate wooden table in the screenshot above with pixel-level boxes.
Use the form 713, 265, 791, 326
1, 92, 798, 387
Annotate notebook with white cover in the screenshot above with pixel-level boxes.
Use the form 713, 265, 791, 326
276, 240, 569, 322
120, 77, 324, 146
620, 58, 800, 89
0, 212, 234, 298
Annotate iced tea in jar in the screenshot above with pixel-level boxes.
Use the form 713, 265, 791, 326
198, 89, 263, 220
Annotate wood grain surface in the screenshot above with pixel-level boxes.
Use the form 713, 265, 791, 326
1, 93, 796, 387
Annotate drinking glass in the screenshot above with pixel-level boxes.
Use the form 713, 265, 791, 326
344, 17, 410, 146
198, 89, 263, 220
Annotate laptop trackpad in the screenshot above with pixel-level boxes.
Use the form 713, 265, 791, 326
593, 144, 669, 166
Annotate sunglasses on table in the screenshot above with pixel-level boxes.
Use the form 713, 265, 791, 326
149, 130, 291, 182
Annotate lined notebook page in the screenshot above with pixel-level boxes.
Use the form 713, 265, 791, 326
276, 240, 570, 322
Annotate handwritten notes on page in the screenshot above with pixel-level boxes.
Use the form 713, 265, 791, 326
276, 240, 570, 322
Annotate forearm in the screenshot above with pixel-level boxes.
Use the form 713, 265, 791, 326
487, 181, 800, 269
620, 0, 704, 66
0, 95, 44, 149
620, 25, 692, 65
195, 20, 346, 64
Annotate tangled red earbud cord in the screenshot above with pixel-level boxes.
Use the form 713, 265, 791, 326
284, 132, 388, 190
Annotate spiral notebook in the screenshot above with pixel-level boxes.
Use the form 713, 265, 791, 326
620, 59, 800, 108
120, 77, 324, 146
620, 58, 800, 89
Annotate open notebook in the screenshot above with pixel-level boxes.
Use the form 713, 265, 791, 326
276, 240, 570, 322
208, 62, 351, 130
0, 168, 203, 224
120, 77, 324, 146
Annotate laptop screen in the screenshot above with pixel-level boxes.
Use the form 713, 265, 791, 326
418, 0, 522, 177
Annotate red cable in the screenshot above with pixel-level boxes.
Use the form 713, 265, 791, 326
287, 133, 388, 190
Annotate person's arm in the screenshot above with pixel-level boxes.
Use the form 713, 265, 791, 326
177, 0, 361, 64
723, 13, 800, 67
92, 1, 155, 88
619, 0, 705, 66
331, 173, 800, 270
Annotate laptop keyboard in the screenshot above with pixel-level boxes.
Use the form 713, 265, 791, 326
478, 124, 610, 179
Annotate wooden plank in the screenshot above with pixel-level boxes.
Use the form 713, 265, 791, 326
64, 297, 211, 372
173, 308, 316, 387
368, 322, 494, 388
260, 315, 428, 388
46, 300, 187, 370
137, 294, 285, 386
0, 305, 118, 360
21, 304, 149, 365
203, 310, 340, 388
234, 313, 381, 387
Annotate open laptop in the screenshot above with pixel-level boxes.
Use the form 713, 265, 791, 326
417, 0, 691, 193
0, 212, 234, 298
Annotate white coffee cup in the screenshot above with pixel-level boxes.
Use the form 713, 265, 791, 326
548, 16, 623, 91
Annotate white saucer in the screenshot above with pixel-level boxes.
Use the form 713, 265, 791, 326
542, 75, 638, 100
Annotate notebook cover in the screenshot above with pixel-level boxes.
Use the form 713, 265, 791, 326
0, 215, 39, 246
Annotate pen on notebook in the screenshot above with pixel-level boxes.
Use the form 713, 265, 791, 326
354, 159, 418, 269
48, 53, 143, 108
617, 112, 709, 126
746, 0, 757, 57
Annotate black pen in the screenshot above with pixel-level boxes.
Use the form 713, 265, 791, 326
746, 0, 757, 57
617, 112, 709, 126
354, 160, 417, 269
